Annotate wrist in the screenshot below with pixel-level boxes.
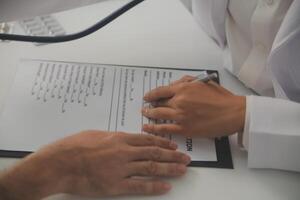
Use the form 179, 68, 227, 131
233, 95, 246, 133
0, 149, 70, 200
28, 147, 74, 196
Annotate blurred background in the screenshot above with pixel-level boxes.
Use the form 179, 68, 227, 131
181, 0, 192, 12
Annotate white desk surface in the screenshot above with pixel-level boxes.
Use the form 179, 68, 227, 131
0, 0, 299, 200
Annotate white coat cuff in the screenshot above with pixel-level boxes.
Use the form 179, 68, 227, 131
237, 96, 251, 150
245, 96, 300, 172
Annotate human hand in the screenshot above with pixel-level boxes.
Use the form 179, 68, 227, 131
142, 76, 246, 138
0, 131, 190, 200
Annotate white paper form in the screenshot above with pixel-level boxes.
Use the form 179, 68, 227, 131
0, 59, 217, 162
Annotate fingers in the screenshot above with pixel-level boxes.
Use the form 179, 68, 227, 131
207, 81, 233, 95
127, 161, 187, 177
143, 124, 183, 135
124, 134, 178, 150
150, 99, 171, 107
130, 146, 191, 164
142, 107, 178, 121
170, 75, 196, 85
144, 85, 175, 102
119, 179, 172, 195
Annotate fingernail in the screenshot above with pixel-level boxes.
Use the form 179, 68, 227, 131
177, 165, 187, 173
143, 94, 149, 101
170, 141, 178, 149
162, 183, 172, 191
182, 155, 191, 164
142, 124, 149, 130
142, 108, 149, 115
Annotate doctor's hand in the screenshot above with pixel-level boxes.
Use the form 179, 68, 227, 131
0, 131, 190, 200
142, 78, 246, 138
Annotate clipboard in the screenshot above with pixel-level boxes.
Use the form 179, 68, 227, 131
0, 60, 233, 169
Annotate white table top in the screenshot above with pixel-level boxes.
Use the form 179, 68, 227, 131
0, 0, 299, 200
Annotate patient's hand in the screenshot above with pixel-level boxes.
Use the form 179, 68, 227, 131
142, 77, 246, 138
0, 131, 190, 200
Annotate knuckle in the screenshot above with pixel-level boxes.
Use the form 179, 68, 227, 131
122, 146, 134, 156
182, 75, 194, 81
161, 110, 170, 119
113, 146, 124, 155
112, 144, 131, 156
178, 82, 189, 90
115, 131, 126, 137
166, 99, 176, 107
156, 125, 168, 133
128, 182, 146, 194
79, 130, 99, 137
148, 147, 162, 161
159, 111, 170, 119
145, 161, 159, 175
175, 95, 187, 107
113, 132, 129, 142
144, 134, 155, 144
111, 132, 122, 139
180, 76, 188, 82
152, 135, 169, 147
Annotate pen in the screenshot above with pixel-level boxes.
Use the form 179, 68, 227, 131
193, 72, 218, 83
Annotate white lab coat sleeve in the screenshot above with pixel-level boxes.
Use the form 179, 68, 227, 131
269, 0, 300, 102
242, 95, 300, 172
191, 0, 228, 48
0, 0, 102, 23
